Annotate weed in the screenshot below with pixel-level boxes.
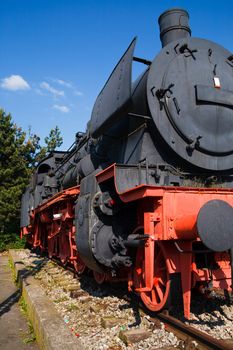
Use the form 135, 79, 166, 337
22, 322, 36, 344
8, 258, 13, 269
19, 297, 36, 344
66, 303, 78, 311
8, 258, 18, 283
54, 296, 69, 303
0, 233, 26, 252
19, 296, 27, 314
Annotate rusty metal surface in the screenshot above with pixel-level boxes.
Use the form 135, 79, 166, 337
151, 313, 233, 350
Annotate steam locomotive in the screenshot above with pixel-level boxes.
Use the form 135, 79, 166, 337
21, 8, 233, 319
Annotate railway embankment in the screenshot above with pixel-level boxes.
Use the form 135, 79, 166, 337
8, 249, 181, 349
8, 249, 233, 350
8, 249, 81, 350
0, 253, 38, 350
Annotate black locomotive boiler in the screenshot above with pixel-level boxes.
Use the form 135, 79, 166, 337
21, 8, 233, 319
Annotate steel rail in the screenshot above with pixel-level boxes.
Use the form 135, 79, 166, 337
151, 312, 233, 350
49, 256, 233, 350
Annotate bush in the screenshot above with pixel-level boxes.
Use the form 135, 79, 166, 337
0, 233, 26, 252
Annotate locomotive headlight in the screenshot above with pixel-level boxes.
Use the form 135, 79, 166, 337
213, 76, 221, 88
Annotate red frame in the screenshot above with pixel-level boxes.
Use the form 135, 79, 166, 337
21, 165, 232, 319
96, 164, 232, 319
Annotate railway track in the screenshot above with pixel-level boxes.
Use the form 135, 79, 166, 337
18, 250, 233, 349
151, 312, 233, 350
50, 256, 233, 349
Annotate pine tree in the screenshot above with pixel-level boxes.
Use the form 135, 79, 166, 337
0, 110, 63, 235
0, 110, 31, 233
26, 125, 63, 165
44, 125, 63, 152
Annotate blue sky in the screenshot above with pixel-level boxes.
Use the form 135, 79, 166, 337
1, 0, 233, 149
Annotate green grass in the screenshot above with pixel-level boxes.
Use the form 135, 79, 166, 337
54, 296, 69, 303
0, 233, 26, 252
19, 296, 36, 344
19, 296, 28, 314
22, 321, 36, 344
66, 303, 78, 311
8, 258, 17, 283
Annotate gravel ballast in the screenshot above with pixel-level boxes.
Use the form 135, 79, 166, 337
10, 249, 233, 349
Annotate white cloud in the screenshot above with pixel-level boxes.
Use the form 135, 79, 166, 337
35, 88, 46, 96
53, 104, 70, 113
40, 81, 64, 97
53, 79, 72, 88
50, 77, 84, 95
74, 90, 84, 96
1, 75, 30, 91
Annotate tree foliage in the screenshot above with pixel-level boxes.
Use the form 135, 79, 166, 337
45, 126, 63, 153
0, 109, 63, 235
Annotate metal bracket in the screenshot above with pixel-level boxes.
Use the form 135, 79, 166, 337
179, 44, 197, 60
149, 213, 161, 222
133, 56, 152, 66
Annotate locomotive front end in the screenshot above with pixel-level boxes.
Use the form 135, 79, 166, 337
131, 8, 233, 318
147, 8, 233, 171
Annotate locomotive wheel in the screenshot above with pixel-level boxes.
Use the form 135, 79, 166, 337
93, 271, 106, 284
135, 243, 171, 312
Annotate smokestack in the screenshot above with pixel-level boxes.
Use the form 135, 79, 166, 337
158, 8, 191, 47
